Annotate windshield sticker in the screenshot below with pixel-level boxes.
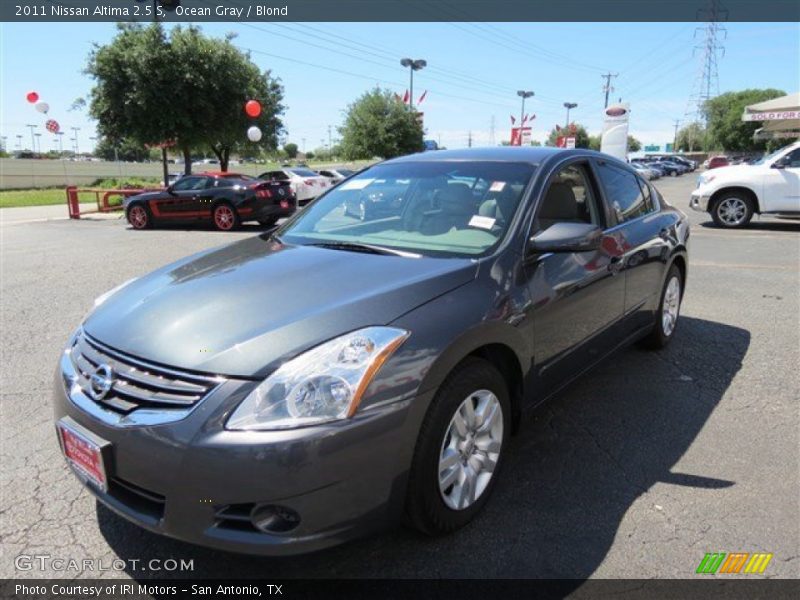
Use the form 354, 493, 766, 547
339, 178, 374, 190
489, 181, 506, 192
469, 215, 496, 230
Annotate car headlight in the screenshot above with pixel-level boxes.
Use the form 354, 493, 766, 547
226, 327, 410, 431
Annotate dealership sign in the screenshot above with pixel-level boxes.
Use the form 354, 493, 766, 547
742, 110, 800, 122
600, 103, 630, 161
510, 127, 532, 146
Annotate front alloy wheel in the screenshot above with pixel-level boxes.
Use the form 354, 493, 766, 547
438, 390, 503, 511
127, 204, 151, 230
712, 194, 753, 228
405, 357, 510, 535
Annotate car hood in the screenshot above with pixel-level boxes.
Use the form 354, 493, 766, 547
124, 190, 163, 205
83, 236, 477, 378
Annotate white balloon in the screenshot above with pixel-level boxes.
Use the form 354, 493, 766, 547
247, 126, 262, 142
35, 101, 49, 114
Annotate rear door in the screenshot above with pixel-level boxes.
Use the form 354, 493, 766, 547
524, 158, 627, 396
593, 159, 670, 332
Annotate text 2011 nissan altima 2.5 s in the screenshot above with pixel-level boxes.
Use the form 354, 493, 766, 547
54, 147, 689, 555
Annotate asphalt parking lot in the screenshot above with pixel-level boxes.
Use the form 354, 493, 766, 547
1, 174, 798, 581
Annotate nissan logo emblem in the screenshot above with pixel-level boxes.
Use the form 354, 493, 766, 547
89, 364, 114, 401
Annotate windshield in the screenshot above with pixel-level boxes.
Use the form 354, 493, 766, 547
752, 144, 794, 165
279, 161, 535, 258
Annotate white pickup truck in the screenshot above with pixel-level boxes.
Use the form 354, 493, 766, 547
690, 141, 800, 228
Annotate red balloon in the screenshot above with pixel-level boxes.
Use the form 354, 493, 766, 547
26, 91, 39, 103
245, 100, 261, 118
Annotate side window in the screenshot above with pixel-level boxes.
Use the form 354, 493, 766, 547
784, 148, 800, 168
172, 176, 202, 191
534, 162, 601, 234
596, 162, 649, 223
637, 177, 655, 211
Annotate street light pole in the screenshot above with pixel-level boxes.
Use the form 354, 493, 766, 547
71, 127, 81, 155
400, 58, 427, 110
563, 102, 578, 128
516, 91, 534, 146
25, 124, 37, 152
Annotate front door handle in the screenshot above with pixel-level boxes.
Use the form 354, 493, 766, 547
608, 256, 623, 274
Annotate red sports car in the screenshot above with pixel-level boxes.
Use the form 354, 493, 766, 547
124, 171, 296, 231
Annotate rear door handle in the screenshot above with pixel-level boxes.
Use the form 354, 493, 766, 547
608, 256, 623, 274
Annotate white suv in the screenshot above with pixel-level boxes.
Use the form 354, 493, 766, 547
690, 141, 800, 228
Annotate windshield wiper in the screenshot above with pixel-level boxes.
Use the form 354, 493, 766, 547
307, 241, 420, 258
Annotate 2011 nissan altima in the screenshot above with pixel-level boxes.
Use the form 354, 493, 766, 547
54, 147, 689, 555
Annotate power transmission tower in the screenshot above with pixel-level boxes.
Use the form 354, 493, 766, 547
673, 119, 681, 151
601, 72, 618, 108
685, 0, 728, 125
489, 115, 496, 146
467, 131, 473, 148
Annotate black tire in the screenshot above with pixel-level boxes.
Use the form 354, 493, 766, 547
212, 202, 240, 231
126, 203, 152, 230
710, 192, 754, 229
258, 217, 279, 228
405, 357, 511, 535
640, 264, 683, 350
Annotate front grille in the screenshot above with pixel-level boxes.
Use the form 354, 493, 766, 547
69, 331, 221, 415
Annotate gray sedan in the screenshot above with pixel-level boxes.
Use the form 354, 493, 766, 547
54, 147, 689, 555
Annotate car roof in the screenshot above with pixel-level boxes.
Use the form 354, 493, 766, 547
382, 146, 611, 166
198, 171, 246, 178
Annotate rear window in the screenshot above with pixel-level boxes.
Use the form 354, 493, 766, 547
287, 168, 319, 177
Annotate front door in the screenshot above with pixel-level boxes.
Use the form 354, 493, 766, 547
763, 147, 800, 212
524, 159, 626, 397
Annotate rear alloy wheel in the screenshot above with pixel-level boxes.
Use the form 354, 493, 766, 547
640, 264, 683, 350
127, 204, 151, 230
711, 193, 754, 228
405, 357, 510, 535
213, 203, 239, 231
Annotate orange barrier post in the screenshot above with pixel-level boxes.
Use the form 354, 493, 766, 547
66, 186, 80, 219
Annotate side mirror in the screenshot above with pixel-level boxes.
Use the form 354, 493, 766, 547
771, 159, 787, 169
166, 185, 176, 194
529, 222, 603, 254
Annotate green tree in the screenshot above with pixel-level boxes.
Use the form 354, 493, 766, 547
339, 87, 423, 160
675, 122, 706, 152
546, 123, 591, 148
588, 135, 602, 151
283, 143, 298, 159
86, 24, 284, 176
703, 88, 785, 152
627, 135, 642, 152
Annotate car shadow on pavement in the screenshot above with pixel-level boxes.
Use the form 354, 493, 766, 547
98, 316, 749, 580
699, 220, 800, 232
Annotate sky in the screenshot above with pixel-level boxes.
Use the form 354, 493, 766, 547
1, 21, 798, 154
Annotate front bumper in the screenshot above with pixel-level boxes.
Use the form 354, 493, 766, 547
53, 349, 428, 555
689, 190, 710, 212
